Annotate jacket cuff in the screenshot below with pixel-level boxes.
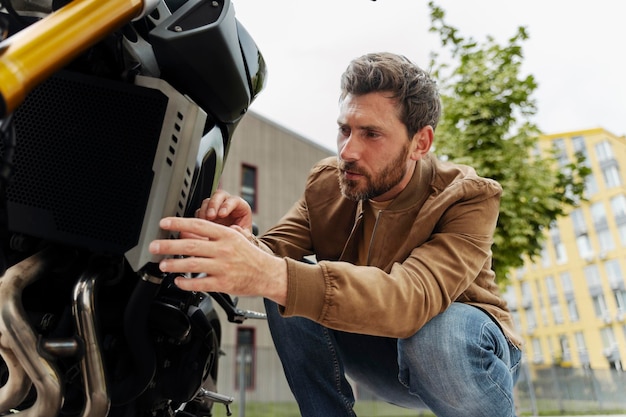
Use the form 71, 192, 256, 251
282, 257, 327, 321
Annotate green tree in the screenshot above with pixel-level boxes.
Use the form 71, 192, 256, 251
427, 2, 590, 283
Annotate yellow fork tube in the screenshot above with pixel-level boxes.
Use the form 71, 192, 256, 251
0, 0, 145, 117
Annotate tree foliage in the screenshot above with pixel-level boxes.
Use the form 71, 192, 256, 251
427, 2, 590, 283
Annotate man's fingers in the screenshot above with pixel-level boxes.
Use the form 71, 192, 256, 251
150, 237, 208, 257
174, 276, 222, 292
197, 190, 233, 220
159, 216, 225, 238
179, 231, 207, 240
157, 255, 214, 274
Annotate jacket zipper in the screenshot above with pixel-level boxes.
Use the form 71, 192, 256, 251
339, 210, 364, 261
366, 209, 383, 264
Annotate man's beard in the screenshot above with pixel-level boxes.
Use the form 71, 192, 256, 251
338, 144, 410, 201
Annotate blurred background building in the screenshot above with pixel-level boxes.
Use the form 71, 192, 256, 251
504, 127, 626, 371
213, 111, 333, 403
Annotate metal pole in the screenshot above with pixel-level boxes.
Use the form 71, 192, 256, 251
238, 346, 248, 417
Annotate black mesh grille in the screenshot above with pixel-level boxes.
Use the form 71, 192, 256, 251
6, 70, 169, 254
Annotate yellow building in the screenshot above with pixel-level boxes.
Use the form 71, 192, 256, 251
505, 127, 626, 371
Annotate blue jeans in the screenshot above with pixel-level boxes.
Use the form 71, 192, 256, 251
264, 300, 521, 417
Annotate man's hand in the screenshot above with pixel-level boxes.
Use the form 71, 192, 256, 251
195, 190, 253, 231
149, 216, 287, 306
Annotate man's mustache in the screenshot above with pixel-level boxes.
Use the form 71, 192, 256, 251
338, 161, 365, 176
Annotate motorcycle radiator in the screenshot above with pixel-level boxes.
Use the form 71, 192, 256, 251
5, 69, 224, 271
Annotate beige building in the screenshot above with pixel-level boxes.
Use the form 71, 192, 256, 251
212, 111, 334, 402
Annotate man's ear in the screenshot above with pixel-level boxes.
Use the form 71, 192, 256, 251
410, 126, 434, 160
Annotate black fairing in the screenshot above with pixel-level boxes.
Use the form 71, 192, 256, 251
150, 0, 267, 124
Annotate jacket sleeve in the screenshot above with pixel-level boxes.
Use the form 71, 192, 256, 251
257, 161, 325, 260
279, 177, 503, 338
256, 194, 312, 258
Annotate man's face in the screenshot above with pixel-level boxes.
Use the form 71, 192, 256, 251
336, 92, 414, 202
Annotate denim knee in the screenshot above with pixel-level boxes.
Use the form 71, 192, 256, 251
397, 303, 519, 417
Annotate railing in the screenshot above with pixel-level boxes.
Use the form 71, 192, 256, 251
212, 346, 626, 416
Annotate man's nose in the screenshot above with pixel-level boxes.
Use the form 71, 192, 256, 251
339, 134, 360, 162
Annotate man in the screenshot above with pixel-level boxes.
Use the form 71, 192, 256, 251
149, 52, 523, 417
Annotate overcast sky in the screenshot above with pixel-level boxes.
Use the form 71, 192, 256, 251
232, 0, 626, 152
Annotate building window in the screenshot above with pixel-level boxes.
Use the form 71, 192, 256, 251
589, 202, 614, 252
606, 259, 626, 315
590, 202, 608, 228
511, 310, 522, 331
241, 164, 258, 212
604, 259, 624, 290
535, 280, 546, 325
584, 173, 599, 197
584, 264, 602, 288
560, 271, 574, 295
545, 275, 558, 299
616, 223, 626, 248
552, 138, 569, 167
574, 331, 590, 367
571, 135, 588, 159
597, 229, 615, 253
531, 338, 543, 364
550, 227, 567, 264
602, 164, 622, 189
551, 303, 564, 325
595, 140, 614, 162
611, 194, 626, 217
502, 285, 517, 311
559, 334, 571, 362
540, 244, 551, 267
614, 290, 626, 313
576, 234, 594, 260
610, 195, 626, 246
599, 327, 620, 369
566, 298, 580, 322
591, 293, 610, 320
235, 327, 256, 390
570, 209, 587, 235
521, 282, 533, 309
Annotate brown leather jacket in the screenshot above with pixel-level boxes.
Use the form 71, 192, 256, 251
258, 154, 523, 348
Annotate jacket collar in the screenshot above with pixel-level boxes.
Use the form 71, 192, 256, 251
390, 153, 435, 211
354, 152, 436, 216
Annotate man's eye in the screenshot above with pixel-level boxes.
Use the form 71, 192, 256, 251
338, 126, 351, 136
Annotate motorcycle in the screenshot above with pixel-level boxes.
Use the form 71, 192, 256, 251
0, 0, 266, 416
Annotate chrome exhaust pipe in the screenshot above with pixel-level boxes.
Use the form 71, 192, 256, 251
72, 266, 111, 417
0, 345, 32, 411
0, 248, 64, 416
